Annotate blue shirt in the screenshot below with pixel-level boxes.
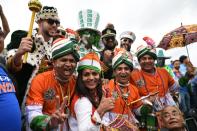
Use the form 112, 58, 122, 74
0, 67, 21, 131
180, 64, 187, 76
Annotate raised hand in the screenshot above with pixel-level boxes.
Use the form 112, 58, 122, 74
16, 37, 33, 56
97, 96, 115, 117
48, 96, 68, 128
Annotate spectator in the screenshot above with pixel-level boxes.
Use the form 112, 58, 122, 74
100, 23, 118, 79
6, 6, 60, 107
25, 38, 79, 130
120, 31, 136, 52
179, 55, 192, 76
70, 52, 114, 131
160, 106, 186, 131
0, 4, 21, 131
0, 4, 10, 53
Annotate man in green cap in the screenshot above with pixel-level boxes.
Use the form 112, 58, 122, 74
131, 45, 179, 130
102, 48, 152, 130
156, 48, 175, 78
25, 37, 79, 131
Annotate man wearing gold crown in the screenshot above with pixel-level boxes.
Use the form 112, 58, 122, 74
6, 6, 60, 107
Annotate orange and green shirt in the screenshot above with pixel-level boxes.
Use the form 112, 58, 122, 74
26, 70, 76, 115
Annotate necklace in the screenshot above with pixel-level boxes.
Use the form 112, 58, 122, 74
115, 82, 132, 106
89, 89, 99, 107
54, 69, 69, 83
117, 82, 130, 87
54, 71, 71, 109
117, 82, 130, 100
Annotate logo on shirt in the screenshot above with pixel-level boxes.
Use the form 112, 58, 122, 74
44, 88, 56, 100
0, 75, 15, 94
136, 79, 145, 88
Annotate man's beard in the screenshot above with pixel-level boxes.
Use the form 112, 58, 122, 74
120, 44, 131, 51
43, 29, 55, 37
104, 43, 116, 50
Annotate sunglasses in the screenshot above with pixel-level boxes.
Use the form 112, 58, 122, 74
121, 38, 133, 43
46, 19, 60, 25
104, 36, 115, 41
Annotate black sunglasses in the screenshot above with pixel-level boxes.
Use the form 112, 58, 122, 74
46, 19, 60, 25
104, 36, 115, 41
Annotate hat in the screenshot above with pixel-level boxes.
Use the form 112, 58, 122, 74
120, 31, 136, 42
112, 48, 133, 70
7, 30, 28, 50
156, 48, 171, 59
143, 36, 155, 47
136, 45, 157, 61
76, 9, 101, 35
51, 38, 80, 61
77, 52, 101, 73
65, 28, 80, 41
35, 6, 59, 23
101, 23, 116, 38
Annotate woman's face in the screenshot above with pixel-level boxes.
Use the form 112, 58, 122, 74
82, 69, 100, 90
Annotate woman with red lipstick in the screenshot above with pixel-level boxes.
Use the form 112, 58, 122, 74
70, 52, 115, 131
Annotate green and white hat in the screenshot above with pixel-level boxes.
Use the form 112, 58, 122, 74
52, 38, 80, 61
136, 45, 157, 61
156, 48, 171, 59
77, 9, 101, 35
112, 48, 133, 70
77, 52, 101, 73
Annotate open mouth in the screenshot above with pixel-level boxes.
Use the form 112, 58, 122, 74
120, 75, 128, 79
168, 121, 178, 125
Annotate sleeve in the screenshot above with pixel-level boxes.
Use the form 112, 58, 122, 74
132, 86, 143, 116
26, 74, 45, 106
25, 74, 48, 130
74, 97, 101, 131
130, 69, 141, 86
6, 53, 22, 72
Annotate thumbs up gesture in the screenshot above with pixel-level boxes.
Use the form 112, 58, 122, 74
96, 96, 115, 117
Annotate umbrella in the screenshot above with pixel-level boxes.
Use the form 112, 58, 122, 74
157, 24, 197, 59
158, 24, 197, 49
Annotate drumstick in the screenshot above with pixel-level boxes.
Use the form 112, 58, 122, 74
129, 91, 159, 105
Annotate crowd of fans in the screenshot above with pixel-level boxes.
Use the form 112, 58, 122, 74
0, 4, 197, 131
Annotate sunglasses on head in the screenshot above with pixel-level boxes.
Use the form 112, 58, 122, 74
46, 19, 60, 25
121, 38, 133, 43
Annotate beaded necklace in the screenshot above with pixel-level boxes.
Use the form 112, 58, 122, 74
54, 71, 71, 110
